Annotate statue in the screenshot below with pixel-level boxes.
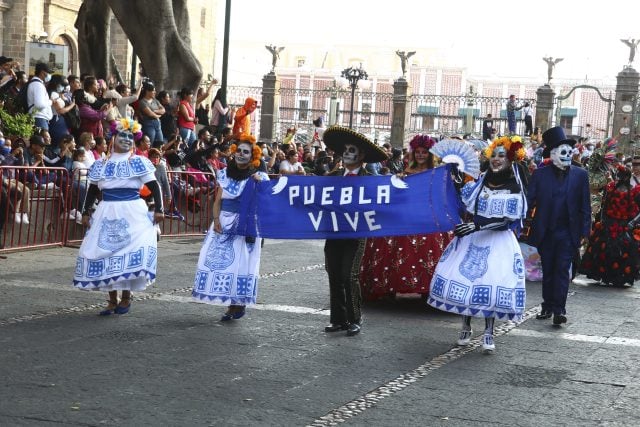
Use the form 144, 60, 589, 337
75, 0, 203, 92
542, 57, 564, 85
395, 50, 416, 78
621, 38, 640, 65
265, 45, 285, 73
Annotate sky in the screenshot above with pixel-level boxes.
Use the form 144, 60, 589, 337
221, 0, 640, 84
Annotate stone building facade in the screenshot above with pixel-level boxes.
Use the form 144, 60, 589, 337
0, 0, 218, 89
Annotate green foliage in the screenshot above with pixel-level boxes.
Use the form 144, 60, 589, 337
0, 108, 35, 139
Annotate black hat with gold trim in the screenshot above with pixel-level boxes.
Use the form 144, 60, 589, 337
323, 125, 388, 163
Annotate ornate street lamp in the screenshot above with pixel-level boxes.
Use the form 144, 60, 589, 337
341, 64, 369, 129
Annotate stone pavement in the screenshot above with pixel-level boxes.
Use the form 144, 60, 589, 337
0, 237, 639, 426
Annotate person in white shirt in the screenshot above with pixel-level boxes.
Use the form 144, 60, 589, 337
522, 102, 533, 136
278, 150, 305, 175
27, 62, 53, 130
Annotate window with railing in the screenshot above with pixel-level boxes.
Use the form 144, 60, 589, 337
361, 102, 371, 125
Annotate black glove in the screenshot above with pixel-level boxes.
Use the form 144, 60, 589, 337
454, 222, 478, 237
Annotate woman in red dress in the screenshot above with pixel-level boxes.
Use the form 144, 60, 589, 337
580, 165, 640, 287
359, 135, 453, 300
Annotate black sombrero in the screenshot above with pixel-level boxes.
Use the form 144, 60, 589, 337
322, 125, 388, 163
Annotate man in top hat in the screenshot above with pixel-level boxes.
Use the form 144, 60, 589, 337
321, 125, 388, 336
526, 126, 591, 326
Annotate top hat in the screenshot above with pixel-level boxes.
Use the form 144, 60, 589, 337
322, 125, 387, 163
542, 126, 576, 158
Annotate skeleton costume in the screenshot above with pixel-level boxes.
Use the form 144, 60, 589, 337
322, 126, 388, 337
527, 127, 591, 325
427, 136, 528, 353
192, 135, 268, 320
74, 119, 162, 312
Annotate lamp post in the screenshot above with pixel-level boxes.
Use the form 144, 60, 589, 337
341, 64, 368, 129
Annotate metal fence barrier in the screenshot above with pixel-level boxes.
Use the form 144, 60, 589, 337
1, 166, 218, 254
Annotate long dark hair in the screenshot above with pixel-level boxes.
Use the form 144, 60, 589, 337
212, 88, 227, 108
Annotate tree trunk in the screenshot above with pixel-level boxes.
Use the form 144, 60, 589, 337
107, 0, 203, 92
74, 0, 111, 79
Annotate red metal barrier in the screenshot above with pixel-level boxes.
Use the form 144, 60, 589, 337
1, 166, 218, 253
1, 166, 71, 253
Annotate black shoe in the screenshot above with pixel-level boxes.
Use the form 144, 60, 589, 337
324, 323, 349, 333
553, 314, 567, 326
346, 323, 361, 336
536, 310, 552, 320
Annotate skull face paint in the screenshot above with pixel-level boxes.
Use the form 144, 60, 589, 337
551, 144, 572, 169
342, 144, 361, 166
235, 142, 253, 165
490, 145, 511, 173
114, 132, 134, 152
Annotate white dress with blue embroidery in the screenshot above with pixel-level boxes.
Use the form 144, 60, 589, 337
427, 173, 527, 320
73, 152, 158, 292
192, 168, 268, 306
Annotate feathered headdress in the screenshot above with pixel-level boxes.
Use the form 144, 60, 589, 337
587, 137, 617, 190
484, 135, 526, 162
110, 118, 143, 141
430, 138, 481, 179
229, 133, 262, 168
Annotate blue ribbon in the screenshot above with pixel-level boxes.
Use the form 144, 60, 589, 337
102, 188, 140, 201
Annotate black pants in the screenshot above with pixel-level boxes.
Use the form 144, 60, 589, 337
538, 229, 574, 315
324, 239, 365, 325
524, 115, 533, 136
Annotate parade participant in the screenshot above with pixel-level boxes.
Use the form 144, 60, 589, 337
527, 126, 591, 325
73, 119, 164, 315
427, 135, 528, 353
191, 133, 268, 321
322, 125, 388, 336
359, 134, 452, 301
580, 165, 640, 287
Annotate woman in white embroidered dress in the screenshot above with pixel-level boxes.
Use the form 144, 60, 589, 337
428, 136, 528, 353
192, 133, 269, 321
73, 119, 164, 315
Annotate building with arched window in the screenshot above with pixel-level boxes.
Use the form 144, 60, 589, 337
0, 0, 217, 85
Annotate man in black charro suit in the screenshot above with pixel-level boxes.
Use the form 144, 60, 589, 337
321, 126, 389, 336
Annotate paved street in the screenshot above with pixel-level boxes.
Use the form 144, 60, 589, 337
1, 237, 639, 426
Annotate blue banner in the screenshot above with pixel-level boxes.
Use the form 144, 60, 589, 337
238, 164, 462, 239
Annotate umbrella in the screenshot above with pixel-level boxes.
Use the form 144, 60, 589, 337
466, 139, 489, 151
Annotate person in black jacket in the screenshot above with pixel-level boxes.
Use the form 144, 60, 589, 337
321, 126, 388, 337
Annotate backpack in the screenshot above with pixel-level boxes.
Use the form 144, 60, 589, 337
14, 79, 42, 115
63, 103, 81, 131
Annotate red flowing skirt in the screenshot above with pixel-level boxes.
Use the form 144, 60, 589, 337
359, 232, 453, 301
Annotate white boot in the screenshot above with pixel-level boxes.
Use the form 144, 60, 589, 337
21, 213, 29, 224
482, 334, 495, 353
14, 212, 22, 224
457, 315, 473, 346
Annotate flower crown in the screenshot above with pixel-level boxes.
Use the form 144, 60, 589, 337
484, 135, 526, 162
409, 134, 436, 151
110, 118, 143, 141
229, 133, 261, 168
